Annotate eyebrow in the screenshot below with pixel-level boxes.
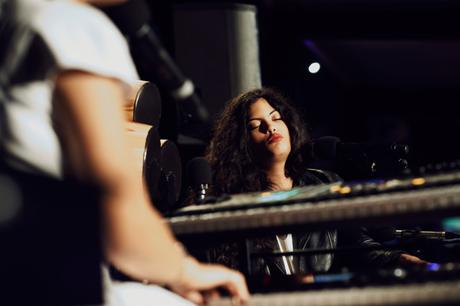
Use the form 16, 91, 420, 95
248, 109, 278, 122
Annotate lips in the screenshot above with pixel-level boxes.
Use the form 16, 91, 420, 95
267, 133, 283, 144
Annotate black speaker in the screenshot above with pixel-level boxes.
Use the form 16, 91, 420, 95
142, 128, 182, 214
132, 82, 162, 127
157, 139, 182, 213
143, 125, 161, 205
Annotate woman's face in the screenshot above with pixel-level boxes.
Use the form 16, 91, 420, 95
247, 98, 291, 164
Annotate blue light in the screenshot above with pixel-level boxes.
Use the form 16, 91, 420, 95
443, 217, 460, 231
314, 272, 354, 283
256, 189, 300, 203
426, 263, 441, 271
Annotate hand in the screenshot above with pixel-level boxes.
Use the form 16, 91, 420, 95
399, 253, 429, 266
169, 256, 250, 305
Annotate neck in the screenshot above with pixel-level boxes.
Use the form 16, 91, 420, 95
265, 161, 292, 191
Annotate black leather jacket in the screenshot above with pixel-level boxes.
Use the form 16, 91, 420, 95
304, 169, 404, 269
338, 226, 404, 269
210, 169, 339, 275
209, 168, 404, 274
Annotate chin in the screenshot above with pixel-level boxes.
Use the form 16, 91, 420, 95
270, 143, 290, 155
269, 148, 291, 162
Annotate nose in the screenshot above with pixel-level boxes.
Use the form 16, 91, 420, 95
260, 121, 277, 134
267, 124, 277, 133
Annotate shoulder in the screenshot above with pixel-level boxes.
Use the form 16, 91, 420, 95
20, 0, 138, 83
300, 168, 343, 185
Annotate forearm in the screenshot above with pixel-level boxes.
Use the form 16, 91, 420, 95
54, 71, 186, 286
102, 178, 186, 285
355, 228, 403, 267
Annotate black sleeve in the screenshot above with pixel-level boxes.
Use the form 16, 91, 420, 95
304, 169, 404, 269
303, 168, 343, 184
338, 227, 403, 269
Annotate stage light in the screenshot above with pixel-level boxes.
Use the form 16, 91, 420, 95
308, 62, 321, 74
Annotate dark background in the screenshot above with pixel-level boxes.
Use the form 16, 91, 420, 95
142, 0, 460, 179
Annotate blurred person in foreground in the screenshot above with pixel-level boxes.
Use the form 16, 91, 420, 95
0, 0, 249, 305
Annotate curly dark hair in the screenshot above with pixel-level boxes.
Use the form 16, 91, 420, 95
205, 88, 311, 195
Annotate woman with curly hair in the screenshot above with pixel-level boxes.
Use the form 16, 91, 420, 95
204, 88, 427, 276
205, 88, 338, 275
206, 88, 318, 195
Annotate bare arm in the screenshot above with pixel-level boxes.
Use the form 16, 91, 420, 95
53, 70, 184, 284
53, 71, 249, 303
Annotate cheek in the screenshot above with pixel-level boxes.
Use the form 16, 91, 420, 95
249, 132, 267, 155
282, 125, 292, 151
280, 123, 291, 141
283, 137, 292, 152
249, 131, 265, 145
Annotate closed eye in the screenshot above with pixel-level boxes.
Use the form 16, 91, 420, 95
271, 110, 282, 120
248, 121, 261, 130
272, 114, 282, 121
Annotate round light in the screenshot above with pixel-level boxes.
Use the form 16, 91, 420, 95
308, 62, 321, 74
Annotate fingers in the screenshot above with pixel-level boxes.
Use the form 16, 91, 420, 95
173, 258, 250, 304
182, 290, 204, 305
399, 253, 429, 266
194, 262, 249, 302
204, 265, 250, 303
177, 289, 221, 305
220, 269, 250, 304
202, 289, 221, 304
207, 289, 221, 301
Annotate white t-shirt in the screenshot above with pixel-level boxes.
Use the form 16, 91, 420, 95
0, 0, 139, 177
